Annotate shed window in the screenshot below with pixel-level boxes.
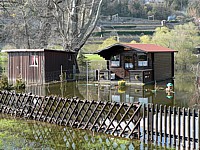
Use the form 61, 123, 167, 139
110, 55, 120, 67
30, 54, 38, 66
124, 56, 133, 69
138, 53, 148, 67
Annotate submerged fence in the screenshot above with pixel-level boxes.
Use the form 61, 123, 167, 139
0, 90, 199, 149
142, 104, 200, 149
0, 91, 141, 139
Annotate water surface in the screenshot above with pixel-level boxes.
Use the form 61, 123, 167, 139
25, 72, 199, 108
0, 114, 176, 149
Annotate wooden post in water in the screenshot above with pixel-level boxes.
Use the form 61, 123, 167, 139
169, 106, 171, 146
164, 105, 167, 145
198, 109, 200, 149
159, 105, 162, 145
183, 108, 185, 148
193, 109, 195, 149
151, 104, 154, 141
143, 104, 145, 142
147, 104, 149, 141
138, 105, 141, 139
187, 108, 190, 149
155, 104, 158, 143
177, 107, 180, 147
173, 106, 176, 146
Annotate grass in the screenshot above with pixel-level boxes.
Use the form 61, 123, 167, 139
84, 54, 106, 70
82, 44, 100, 53
85, 54, 105, 61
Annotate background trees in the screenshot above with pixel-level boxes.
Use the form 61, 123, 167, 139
0, 1, 52, 49
0, 0, 103, 53
150, 22, 200, 71
100, 0, 190, 20
0, 0, 199, 56
49, 0, 103, 52
98, 36, 118, 50
164, 0, 188, 11
187, 0, 200, 18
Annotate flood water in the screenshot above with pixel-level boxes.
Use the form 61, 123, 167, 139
25, 72, 199, 108
1, 71, 199, 149
0, 114, 175, 149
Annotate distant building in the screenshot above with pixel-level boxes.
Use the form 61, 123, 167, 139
144, 0, 164, 4
167, 15, 176, 21
2, 49, 78, 85
96, 43, 177, 84
196, 45, 200, 54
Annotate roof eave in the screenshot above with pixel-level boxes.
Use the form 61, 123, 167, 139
1, 49, 76, 53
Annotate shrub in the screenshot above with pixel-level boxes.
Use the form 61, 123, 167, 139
15, 77, 25, 90
0, 75, 12, 90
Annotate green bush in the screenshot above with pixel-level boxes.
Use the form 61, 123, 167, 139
15, 77, 25, 90
0, 75, 12, 90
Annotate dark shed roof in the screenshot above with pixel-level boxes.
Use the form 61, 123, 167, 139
1, 49, 75, 54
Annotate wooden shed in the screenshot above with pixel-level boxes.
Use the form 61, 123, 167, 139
2, 49, 78, 85
96, 43, 177, 84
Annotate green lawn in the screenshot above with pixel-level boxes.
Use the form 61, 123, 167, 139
85, 54, 105, 61
84, 54, 106, 70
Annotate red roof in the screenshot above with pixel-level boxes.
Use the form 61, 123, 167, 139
123, 44, 177, 52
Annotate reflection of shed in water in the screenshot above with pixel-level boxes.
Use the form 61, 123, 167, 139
98, 85, 153, 103
25, 82, 84, 100
96, 44, 177, 84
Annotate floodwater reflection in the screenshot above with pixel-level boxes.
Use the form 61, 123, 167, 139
25, 76, 199, 108
1, 73, 199, 149
0, 114, 175, 149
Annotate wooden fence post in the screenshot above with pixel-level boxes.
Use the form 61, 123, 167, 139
164, 105, 167, 145
143, 103, 145, 142
198, 109, 200, 149
159, 105, 162, 145
188, 108, 190, 149
147, 104, 149, 141
169, 106, 171, 146
177, 107, 180, 147
151, 104, 154, 141
173, 106, 176, 146
183, 107, 185, 148
193, 109, 195, 149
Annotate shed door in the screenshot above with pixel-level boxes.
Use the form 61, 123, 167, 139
124, 55, 134, 77
124, 55, 134, 70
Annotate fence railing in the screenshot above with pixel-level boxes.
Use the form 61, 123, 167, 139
142, 104, 200, 149
0, 90, 199, 149
0, 91, 141, 139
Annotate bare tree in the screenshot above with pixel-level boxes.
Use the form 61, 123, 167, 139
49, 0, 103, 52
187, 0, 200, 18
0, 0, 52, 49
0, 0, 103, 52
